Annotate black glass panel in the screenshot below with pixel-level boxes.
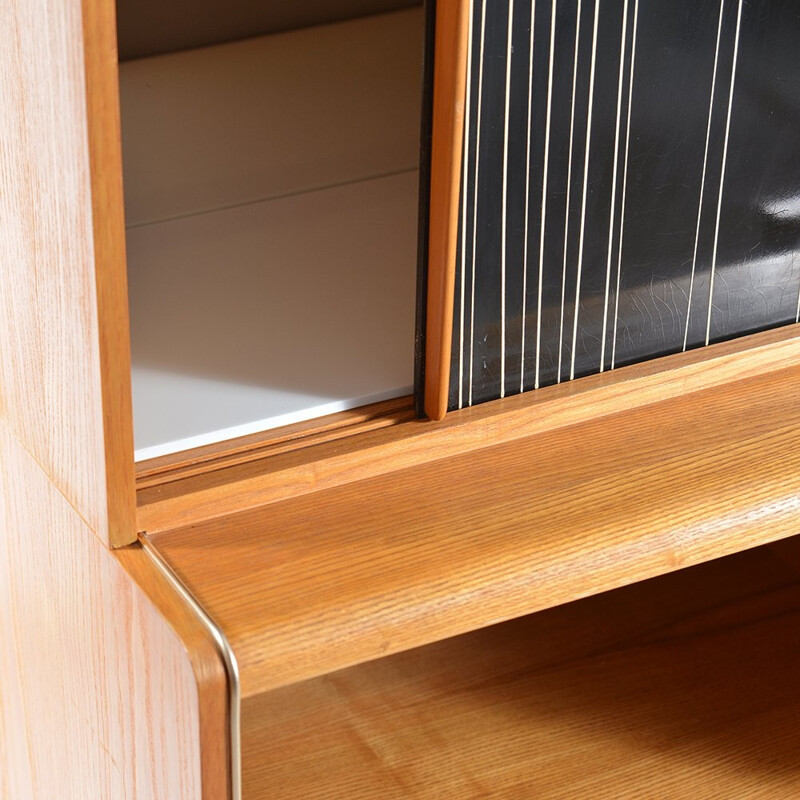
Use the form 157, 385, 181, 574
448, 0, 800, 411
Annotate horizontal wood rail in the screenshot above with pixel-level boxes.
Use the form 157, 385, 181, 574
138, 324, 800, 534
135, 396, 415, 487
149, 350, 800, 697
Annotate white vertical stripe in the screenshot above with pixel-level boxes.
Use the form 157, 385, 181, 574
520, 0, 537, 394
611, 0, 639, 370
683, 0, 726, 352
792, 255, 800, 323
458, 0, 476, 409
570, 0, 600, 381
535, 0, 558, 389
500, 0, 515, 398
795, 254, 800, 324
469, 0, 488, 406
599, 0, 629, 373
557, 0, 582, 383
706, 0, 744, 346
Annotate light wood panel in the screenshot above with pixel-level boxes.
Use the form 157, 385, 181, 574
0, 0, 135, 547
241, 544, 800, 798
138, 323, 800, 533
81, 0, 137, 547
151, 357, 800, 697
115, 545, 231, 799
0, 422, 229, 799
423, 0, 470, 420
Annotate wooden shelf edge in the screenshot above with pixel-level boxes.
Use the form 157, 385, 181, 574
148, 356, 800, 696
138, 323, 800, 535
240, 544, 800, 799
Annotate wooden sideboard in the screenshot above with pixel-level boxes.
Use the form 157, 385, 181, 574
4, 0, 800, 797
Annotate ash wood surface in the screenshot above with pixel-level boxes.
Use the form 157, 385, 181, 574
423, 0, 469, 420
241, 544, 800, 798
0, 423, 227, 799
0, 0, 135, 547
136, 396, 415, 487
151, 356, 800, 697
138, 323, 800, 533
81, 0, 137, 547
115, 543, 231, 799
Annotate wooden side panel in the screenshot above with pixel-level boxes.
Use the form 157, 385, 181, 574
0, 422, 226, 799
82, 0, 137, 546
0, 0, 135, 546
115, 547, 232, 799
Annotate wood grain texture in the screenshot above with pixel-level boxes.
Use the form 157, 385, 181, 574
241, 544, 800, 798
138, 323, 800, 534
423, 0, 469, 420
116, 544, 231, 800
150, 357, 800, 697
81, 0, 137, 547
0, 421, 228, 799
136, 396, 415, 488
0, 0, 135, 548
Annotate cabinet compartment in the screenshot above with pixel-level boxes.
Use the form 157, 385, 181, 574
241, 541, 800, 798
118, 7, 425, 460
7, 0, 800, 794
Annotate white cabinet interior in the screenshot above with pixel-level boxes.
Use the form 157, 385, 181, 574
120, 8, 423, 460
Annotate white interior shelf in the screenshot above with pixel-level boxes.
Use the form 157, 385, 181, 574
121, 8, 423, 461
